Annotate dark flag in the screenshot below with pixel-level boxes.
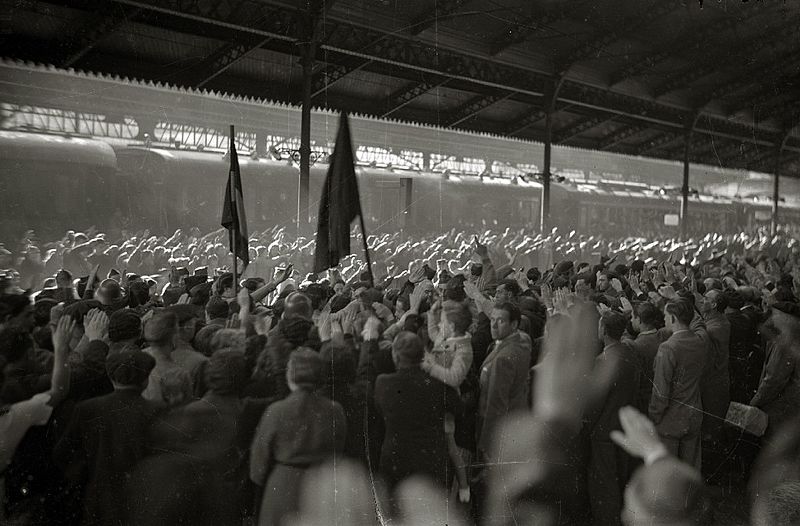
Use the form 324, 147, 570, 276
221, 125, 249, 269
313, 113, 370, 280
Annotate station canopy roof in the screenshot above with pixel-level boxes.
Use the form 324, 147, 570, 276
4, 0, 800, 176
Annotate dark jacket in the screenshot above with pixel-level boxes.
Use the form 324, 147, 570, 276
374, 366, 462, 488
53, 389, 160, 526
625, 330, 662, 414
477, 330, 532, 458
751, 339, 800, 433
250, 390, 346, 526
701, 311, 731, 428
585, 341, 640, 441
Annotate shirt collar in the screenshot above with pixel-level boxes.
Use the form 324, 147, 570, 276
638, 329, 657, 336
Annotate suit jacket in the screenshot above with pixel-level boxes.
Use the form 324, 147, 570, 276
649, 329, 707, 438
53, 389, 160, 526
751, 339, 800, 431
701, 311, 731, 421
625, 331, 662, 414
726, 309, 763, 404
477, 330, 532, 458
374, 366, 461, 487
585, 341, 640, 441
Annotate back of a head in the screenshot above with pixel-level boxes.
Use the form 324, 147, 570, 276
601, 311, 627, 341
205, 295, 230, 320
287, 347, 324, 390
106, 349, 156, 388
665, 299, 694, 326
97, 278, 122, 304
204, 349, 247, 396
144, 311, 177, 346
283, 292, 313, 320
635, 302, 664, 329
392, 331, 424, 367
624, 458, 709, 526
108, 309, 142, 343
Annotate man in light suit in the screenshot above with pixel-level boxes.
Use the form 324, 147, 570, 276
649, 299, 707, 470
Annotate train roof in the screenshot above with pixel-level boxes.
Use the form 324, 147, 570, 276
0, 130, 117, 169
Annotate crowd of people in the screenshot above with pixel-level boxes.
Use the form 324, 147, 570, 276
1, 224, 800, 526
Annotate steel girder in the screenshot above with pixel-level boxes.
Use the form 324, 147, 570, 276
556, 0, 682, 75
381, 79, 449, 118
652, 15, 800, 99
551, 114, 615, 144
406, 0, 469, 35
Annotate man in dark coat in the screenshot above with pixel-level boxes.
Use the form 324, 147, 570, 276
476, 302, 532, 460
374, 331, 462, 490
53, 349, 158, 526
625, 302, 664, 414
585, 311, 640, 526
649, 300, 707, 470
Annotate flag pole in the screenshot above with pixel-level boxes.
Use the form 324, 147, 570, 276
230, 124, 239, 294
358, 213, 374, 288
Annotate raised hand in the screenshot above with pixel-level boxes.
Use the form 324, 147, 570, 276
371, 302, 394, 323
361, 315, 382, 341
619, 296, 634, 314
84, 308, 109, 342
52, 314, 76, 352
535, 302, 618, 428
610, 277, 623, 292
610, 406, 667, 462
177, 293, 190, 304
253, 313, 273, 336
540, 283, 553, 310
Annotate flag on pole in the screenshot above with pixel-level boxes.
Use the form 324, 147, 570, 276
313, 113, 369, 278
221, 125, 249, 269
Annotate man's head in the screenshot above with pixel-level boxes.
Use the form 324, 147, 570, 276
700, 289, 727, 315
391, 331, 425, 369
770, 302, 800, 341
664, 299, 694, 331
633, 302, 663, 332
106, 349, 156, 392
283, 292, 314, 320
55, 269, 73, 288
167, 304, 199, 343
144, 311, 178, 347
286, 347, 324, 391
490, 302, 520, 341
494, 279, 522, 306
703, 278, 723, 292
108, 310, 141, 344
600, 311, 627, 343
596, 272, 611, 292
205, 295, 230, 323
214, 272, 235, 299
0, 294, 34, 332
95, 279, 122, 306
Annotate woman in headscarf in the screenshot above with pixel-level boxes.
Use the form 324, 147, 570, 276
250, 348, 346, 526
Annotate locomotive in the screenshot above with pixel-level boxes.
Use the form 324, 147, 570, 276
2, 131, 797, 241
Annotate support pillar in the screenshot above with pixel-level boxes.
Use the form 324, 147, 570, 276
680, 114, 699, 241
298, 2, 322, 235
540, 78, 562, 234
771, 133, 791, 235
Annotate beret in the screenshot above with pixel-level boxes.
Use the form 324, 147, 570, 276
108, 309, 142, 342
106, 349, 155, 386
